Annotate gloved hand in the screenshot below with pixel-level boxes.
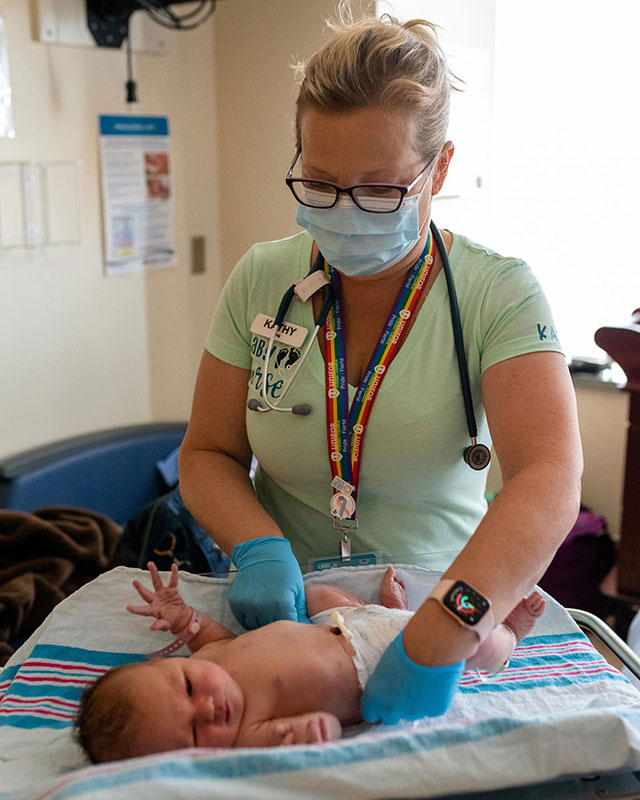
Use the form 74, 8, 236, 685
229, 536, 310, 629
361, 632, 464, 724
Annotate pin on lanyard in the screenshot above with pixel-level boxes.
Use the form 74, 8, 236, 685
323, 233, 435, 558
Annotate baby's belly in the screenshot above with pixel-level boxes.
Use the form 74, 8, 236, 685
255, 621, 363, 725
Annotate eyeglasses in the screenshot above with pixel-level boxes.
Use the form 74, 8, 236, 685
285, 149, 436, 214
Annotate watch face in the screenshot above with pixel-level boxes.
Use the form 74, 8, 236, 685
443, 581, 490, 626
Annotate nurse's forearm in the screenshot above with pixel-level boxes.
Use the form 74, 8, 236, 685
178, 447, 283, 555
403, 461, 581, 666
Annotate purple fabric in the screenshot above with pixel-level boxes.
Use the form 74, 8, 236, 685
538, 510, 615, 614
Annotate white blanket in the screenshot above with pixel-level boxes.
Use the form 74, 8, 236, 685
2, 564, 640, 799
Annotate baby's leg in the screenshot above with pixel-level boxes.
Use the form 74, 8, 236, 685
306, 566, 409, 616
379, 567, 409, 610
466, 591, 546, 672
305, 584, 367, 617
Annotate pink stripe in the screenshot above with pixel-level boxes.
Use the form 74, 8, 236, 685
16, 675, 94, 686
516, 641, 591, 653
503, 662, 614, 676
2, 696, 79, 709
24, 661, 108, 674
500, 666, 619, 683
0, 707, 76, 720
461, 665, 618, 686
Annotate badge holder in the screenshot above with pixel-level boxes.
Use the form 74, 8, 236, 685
310, 517, 380, 572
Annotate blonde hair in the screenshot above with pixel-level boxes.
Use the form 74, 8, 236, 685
293, 4, 460, 161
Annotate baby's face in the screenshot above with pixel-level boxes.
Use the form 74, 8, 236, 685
124, 657, 245, 756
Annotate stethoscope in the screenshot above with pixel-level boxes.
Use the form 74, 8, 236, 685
248, 220, 491, 471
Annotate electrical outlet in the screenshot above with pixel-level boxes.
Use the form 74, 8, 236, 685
191, 236, 206, 274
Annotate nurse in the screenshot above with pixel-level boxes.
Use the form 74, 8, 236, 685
179, 10, 583, 722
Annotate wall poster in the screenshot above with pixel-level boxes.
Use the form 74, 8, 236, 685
99, 114, 175, 276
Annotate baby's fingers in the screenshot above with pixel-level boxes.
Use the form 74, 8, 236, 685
151, 619, 171, 632
147, 561, 164, 591
132, 580, 155, 603
126, 603, 155, 617
168, 562, 179, 588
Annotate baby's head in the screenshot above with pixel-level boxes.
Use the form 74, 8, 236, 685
75, 657, 245, 763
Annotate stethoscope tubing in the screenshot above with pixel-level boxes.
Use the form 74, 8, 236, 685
256, 251, 331, 414
430, 221, 479, 441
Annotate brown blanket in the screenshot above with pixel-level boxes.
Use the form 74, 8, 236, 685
0, 507, 122, 666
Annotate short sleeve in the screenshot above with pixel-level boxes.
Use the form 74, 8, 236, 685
478, 260, 563, 373
205, 246, 256, 369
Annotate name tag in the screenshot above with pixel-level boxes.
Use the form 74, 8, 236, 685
250, 314, 308, 348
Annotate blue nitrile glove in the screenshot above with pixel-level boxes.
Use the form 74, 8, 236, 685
229, 536, 310, 629
361, 631, 464, 724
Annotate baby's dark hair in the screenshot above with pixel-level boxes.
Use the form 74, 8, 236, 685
74, 661, 143, 763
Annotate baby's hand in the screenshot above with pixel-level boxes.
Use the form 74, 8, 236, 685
127, 562, 192, 634
273, 712, 341, 746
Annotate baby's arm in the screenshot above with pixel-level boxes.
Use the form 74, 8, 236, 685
237, 712, 341, 747
127, 562, 236, 650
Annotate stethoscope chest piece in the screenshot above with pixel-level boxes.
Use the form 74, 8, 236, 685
463, 443, 491, 471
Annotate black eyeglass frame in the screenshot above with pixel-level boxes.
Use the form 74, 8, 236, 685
285, 149, 437, 214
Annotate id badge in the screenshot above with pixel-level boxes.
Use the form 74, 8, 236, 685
310, 553, 378, 572
250, 313, 307, 348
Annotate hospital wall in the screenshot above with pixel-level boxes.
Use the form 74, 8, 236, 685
0, 1, 630, 542
0, 0, 222, 455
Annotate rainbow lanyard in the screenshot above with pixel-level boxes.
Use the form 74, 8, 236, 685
323, 232, 434, 536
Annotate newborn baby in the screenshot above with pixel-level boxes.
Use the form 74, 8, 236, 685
75, 563, 545, 762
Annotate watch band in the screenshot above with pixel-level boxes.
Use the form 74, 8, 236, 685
146, 608, 202, 659
427, 579, 495, 644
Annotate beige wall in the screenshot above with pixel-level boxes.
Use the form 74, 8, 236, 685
0, 0, 630, 540
213, 0, 371, 275
0, 0, 221, 456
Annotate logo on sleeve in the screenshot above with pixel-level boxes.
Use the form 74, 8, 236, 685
536, 324, 559, 342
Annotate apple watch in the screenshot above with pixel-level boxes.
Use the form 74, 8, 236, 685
427, 579, 495, 643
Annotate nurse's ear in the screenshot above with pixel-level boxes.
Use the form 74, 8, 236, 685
431, 141, 455, 196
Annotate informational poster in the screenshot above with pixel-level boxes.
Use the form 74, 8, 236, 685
99, 114, 175, 276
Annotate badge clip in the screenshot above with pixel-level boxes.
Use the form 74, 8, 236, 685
340, 534, 351, 562
294, 271, 330, 302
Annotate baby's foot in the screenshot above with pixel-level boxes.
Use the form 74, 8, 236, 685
379, 567, 408, 610
466, 591, 546, 673
502, 591, 546, 641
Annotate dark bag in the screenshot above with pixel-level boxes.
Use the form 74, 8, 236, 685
538, 506, 616, 615
118, 487, 231, 575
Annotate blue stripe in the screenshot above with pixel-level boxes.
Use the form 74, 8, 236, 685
2, 715, 70, 730
521, 632, 588, 645
0, 664, 19, 684
99, 114, 169, 136
508, 653, 605, 668
461, 672, 630, 694
6, 683, 94, 701
24, 643, 146, 666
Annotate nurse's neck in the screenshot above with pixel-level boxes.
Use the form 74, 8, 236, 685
311, 228, 451, 298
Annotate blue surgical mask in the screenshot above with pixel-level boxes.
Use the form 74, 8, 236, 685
296, 193, 425, 277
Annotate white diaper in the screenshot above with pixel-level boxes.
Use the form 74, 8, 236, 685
310, 605, 412, 689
